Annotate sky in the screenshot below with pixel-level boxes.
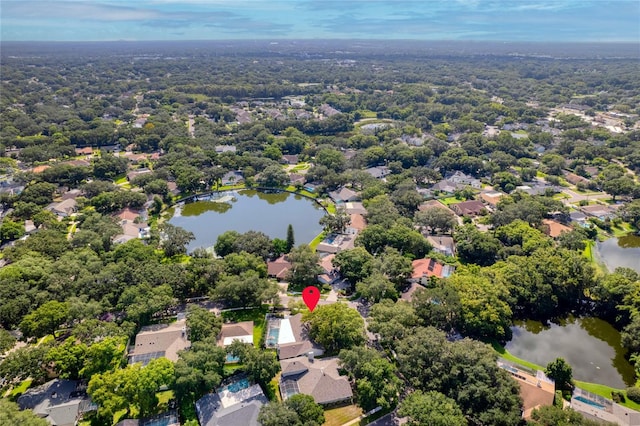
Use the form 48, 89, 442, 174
1, 0, 639, 42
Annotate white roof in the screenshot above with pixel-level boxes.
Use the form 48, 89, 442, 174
278, 318, 296, 345
222, 335, 253, 346
219, 384, 264, 409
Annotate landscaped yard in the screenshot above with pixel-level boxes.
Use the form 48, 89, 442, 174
439, 196, 462, 206
221, 306, 267, 348
323, 404, 363, 426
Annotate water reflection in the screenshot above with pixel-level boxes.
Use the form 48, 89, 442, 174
596, 235, 640, 273
507, 317, 635, 388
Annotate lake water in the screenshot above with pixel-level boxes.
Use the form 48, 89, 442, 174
168, 189, 325, 252
505, 317, 636, 388
596, 235, 640, 273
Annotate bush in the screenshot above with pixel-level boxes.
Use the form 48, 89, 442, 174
611, 390, 625, 403
627, 387, 640, 404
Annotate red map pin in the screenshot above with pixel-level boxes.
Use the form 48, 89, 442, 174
302, 286, 321, 312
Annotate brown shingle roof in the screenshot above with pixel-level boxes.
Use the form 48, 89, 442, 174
218, 321, 254, 346
130, 320, 190, 363
280, 356, 353, 405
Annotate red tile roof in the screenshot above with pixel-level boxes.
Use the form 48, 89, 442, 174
412, 258, 445, 279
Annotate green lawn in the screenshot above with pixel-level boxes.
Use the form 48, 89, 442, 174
357, 110, 377, 118
323, 404, 363, 426
8, 379, 32, 400
221, 306, 267, 348
439, 196, 462, 206
309, 231, 327, 251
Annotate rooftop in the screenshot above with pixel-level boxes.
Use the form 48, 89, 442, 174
280, 356, 353, 405
218, 321, 254, 347
129, 319, 190, 365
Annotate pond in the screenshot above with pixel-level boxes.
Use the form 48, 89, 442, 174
596, 235, 640, 273
168, 189, 325, 253
505, 317, 636, 388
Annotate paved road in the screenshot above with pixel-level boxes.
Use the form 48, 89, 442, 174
560, 188, 610, 205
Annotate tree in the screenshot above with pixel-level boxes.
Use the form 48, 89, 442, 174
415, 207, 457, 235
117, 283, 175, 325
174, 338, 226, 406
333, 247, 374, 285
448, 271, 512, 341
621, 199, 640, 229
454, 224, 500, 266
233, 231, 274, 260
214, 230, 240, 257
364, 194, 401, 228
0, 344, 49, 384
0, 399, 49, 426
285, 394, 325, 426
398, 390, 467, 426
286, 223, 295, 252
212, 271, 279, 308
530, 405, 615, 425
287, 245, 322, 289
88, 357, 175, 421
603, 176, 635, 201
223, 251, 268, 278
356, 272, 398, 303
46, 338, 88, 379
339, 347, 401, 411
303, 303, 365, 354
396, 328, 522, 425
378, 246, 413, 288
19, 300, 69, 339
93, 154, 128, 179
186, 305, 222, 343
412, 284, 462, 333
319, 207, 350, 234
368, 299, 421, 349
159, 223, 195, 257
227, 341, 280, 387
0, 219, 25, 243
258, 402, 301, 426
0, 328, 17, 354
545, 358, 574, 391
257, 164, 288, 187
81, 336, 127, 378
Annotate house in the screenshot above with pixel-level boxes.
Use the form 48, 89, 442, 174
115, 412, 179, 426
344, 201, 367, 215
215, 145, 237, 154
126, 168, 152, 182
218, 321, 254, 347
364, 166, 391, 179
480, 191, 505, 207
316, 233, 355, 254
48, 199, 77, 217
447, 171, 481, 188
18, 379, 96, 426
580, 204, 616, 220
75, 147, 93, 156
569, 211, 588, 224
498, 361, 554, 420
221, 171, 244, 186
411, 258, 455, 283
319, 104, 340, 117
276, 314, 324, 360
32, 165, 51, 174
570, 388, 640, 425
426, 235, 456, 257
289, 173, 306, 186
128, 319, 190, 365
345, 213, 366, 235
267, 255, 292, 281
563, 171, 590, 186
61, 189, 82, 201
541, 219, 572, 238
401, 282, 426, 302
317, 254, 338, 285
328, 187, 359, 204
430, 179, 458, 194
418, 200, 453, 213
450, 200, 486, 217
24, 219, 37, 233
167, 181, 180, 196
280, 355, 353, 405
115, 207, 141, 222
118, 221, 151, 240
196, 381, 268, 426
281, 154, 299, 165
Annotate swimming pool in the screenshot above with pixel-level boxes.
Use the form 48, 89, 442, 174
574, 395, 606, 409
225, 354, 240, 363
221, 378, 250, 394
266, 327, 279, 346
